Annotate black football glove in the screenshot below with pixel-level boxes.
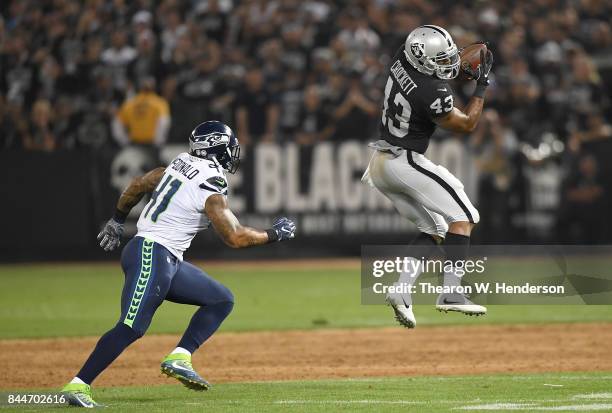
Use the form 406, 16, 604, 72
460, 41, 486, 80
267, 217, 296, 242
97, 218, 124, 251
461, 40, 493, 81
476, 48, 494, 85
472, 48, 494, 97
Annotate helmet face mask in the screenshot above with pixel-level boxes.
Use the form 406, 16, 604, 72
189, 121, 241, 174
433, 46, 460, 80
404, 25, 460, 80
219, 141, 240, 174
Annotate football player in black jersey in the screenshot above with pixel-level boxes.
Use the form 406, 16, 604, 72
362, 25, 494, 328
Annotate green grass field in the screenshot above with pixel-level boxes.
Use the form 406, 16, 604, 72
1, 263, 611, 339
3, 374, 612, 412
1, 262, 611, 412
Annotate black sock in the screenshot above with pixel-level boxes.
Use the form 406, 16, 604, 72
177, 301, 234, 354
408, 232, 442, 260
444, 232, 470, 262
442, 233, 471, 290
410, 232, 438, 246
77, 323, 141, 384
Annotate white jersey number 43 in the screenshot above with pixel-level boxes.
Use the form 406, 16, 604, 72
381, 77, 412, 138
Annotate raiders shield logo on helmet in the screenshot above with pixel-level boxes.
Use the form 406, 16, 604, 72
411, 42, 425, 59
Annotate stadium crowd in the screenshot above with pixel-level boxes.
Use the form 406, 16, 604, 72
1, 0, 611, 242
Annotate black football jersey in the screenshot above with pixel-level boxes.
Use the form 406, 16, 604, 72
379, 46, 454, 153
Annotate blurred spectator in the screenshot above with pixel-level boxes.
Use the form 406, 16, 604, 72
0, 96, 16, 149
2, 0, 610, 150
332, 71, 378, 141
235, 67, 279, 144
295, 85, 334, 145
102, 30, 137, 94
2, 0, 612, 242
128, 31, 162, 86
172, 43, 226, 133
159, 10, 187, 63
280, 23, 310, 73
470, 110, 518, 242
558, 154, 606, 243
23, 99, 56, 151
112, 77, 170, 147
278, 69, 305, 140
196, 0, 230, 44
336, 7, 380, 66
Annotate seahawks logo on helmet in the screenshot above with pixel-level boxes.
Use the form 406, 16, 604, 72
189, 120, 241, 174
411, 42, 425, 59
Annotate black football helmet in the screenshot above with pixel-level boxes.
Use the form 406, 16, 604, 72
189, 121, 240, 173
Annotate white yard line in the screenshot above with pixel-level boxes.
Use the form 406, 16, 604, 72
533, 404, 612, 411
571, 393, 612, 400
455, 403, 537, 410
455, 402, 612, 411
509, 375, 612, 381
274, 400, 425, 405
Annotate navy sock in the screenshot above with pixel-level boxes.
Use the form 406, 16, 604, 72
444, 232, 470, 262
77, 323, 141, 384
177, 301, 234, 354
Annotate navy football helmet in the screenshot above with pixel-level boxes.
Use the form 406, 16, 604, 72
189, 121, 240, 173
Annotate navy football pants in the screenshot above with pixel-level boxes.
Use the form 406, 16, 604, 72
119, 237, 234, 336
76, 237, 234, 384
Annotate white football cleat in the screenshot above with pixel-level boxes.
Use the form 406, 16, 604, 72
436, 293, 487, 316
386, 294, 416, 329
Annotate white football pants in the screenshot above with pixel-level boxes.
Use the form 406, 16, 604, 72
363, 147, 479, 239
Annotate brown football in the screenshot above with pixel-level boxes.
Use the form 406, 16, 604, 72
458, 43, 487, 81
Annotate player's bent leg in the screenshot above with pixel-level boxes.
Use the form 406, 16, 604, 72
381, 153, 485, 317
161, 261, 234, 390
73, 323, 142, 386
385, 153, 486, 316
382, 193, 447, 328
166, 261, 235, 351
63, 237, 177, 398
385, 231, 441, 329
117, 238, 178, 336
412, 231, 443, 246
387, 151, 479, 228
436, 219, 487, 316
447, 221, 476, 237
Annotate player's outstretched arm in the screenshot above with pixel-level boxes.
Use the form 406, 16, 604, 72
97, 167, 165, 252
205, 194, 296, 248
435, 49, 494, 134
